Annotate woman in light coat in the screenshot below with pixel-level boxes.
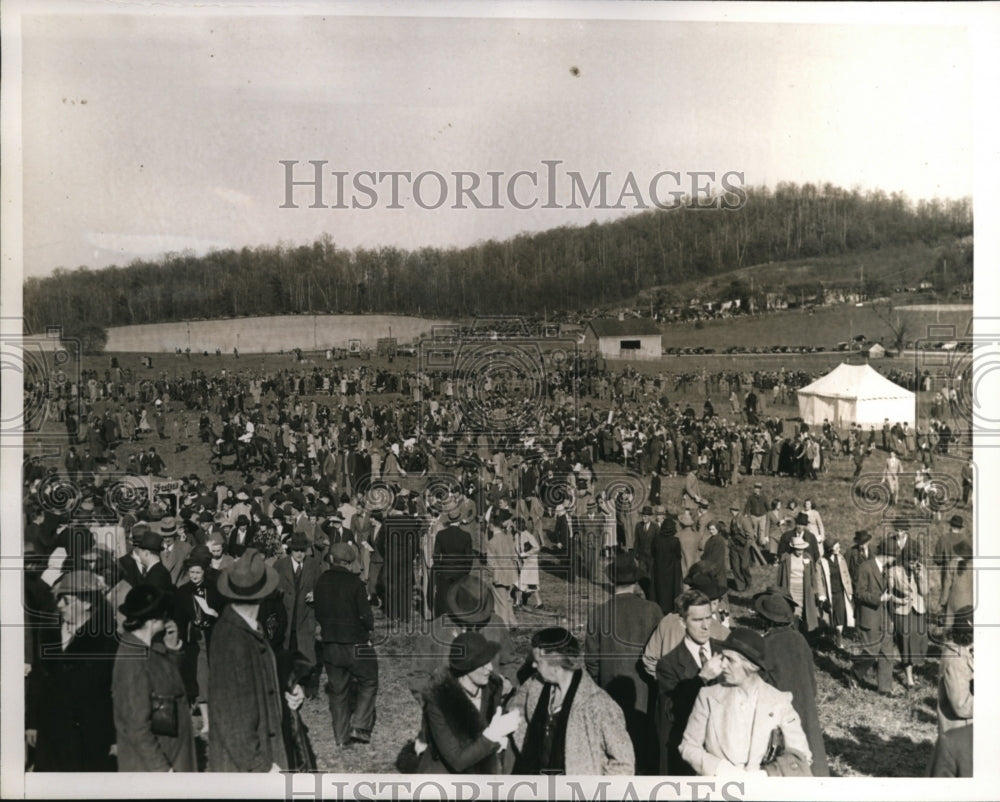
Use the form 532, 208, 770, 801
510, 628, 634, 775
817, 540, 855, 649
680, 628, 812, 776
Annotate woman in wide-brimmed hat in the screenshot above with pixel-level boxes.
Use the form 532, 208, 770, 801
417, 631, 520, 774
112, 584, 197, 771
777, 527, 822, 634
680, 628, 813, 776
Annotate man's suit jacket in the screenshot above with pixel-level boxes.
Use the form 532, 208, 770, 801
634, 521, 656, 576
853, 557, 890, 639
142, 560, 175, 592
117, 552, 144, 588
161, 540, 193, 587
656, 640, 716, 774
274, 555, 325, 664
679, 676, 811, 776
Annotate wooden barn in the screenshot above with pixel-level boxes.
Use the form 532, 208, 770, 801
582, 318, 662, 360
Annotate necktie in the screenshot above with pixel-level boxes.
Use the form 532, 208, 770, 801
699, 644, 710, 668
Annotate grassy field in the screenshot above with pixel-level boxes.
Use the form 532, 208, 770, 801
24, 352, 971, 777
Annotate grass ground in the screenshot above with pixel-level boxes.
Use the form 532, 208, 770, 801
25, 356, 969, 777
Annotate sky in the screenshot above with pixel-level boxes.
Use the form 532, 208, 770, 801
13, 5, 982, 279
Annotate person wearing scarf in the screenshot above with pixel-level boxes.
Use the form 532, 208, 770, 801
510, 627, 634, 775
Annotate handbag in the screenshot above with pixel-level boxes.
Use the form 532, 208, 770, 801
760, 726, 812, 777
150, 693, 179, 738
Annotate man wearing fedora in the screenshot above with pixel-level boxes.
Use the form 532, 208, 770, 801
778, 512, 821, 563
847, 530, 873, 586
227, 514, 257, 558
852, 539, 899, 695
314, 543, 378, 746
158, 518, 192, 587
584, 553, 663, 774
209, 549, 300, 771
431, 506, 474, 619
274, 532, 324, 695
134, 528, 175, 593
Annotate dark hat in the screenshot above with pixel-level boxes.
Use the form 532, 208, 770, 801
184, 545, 213, 571
52, 570, 103, 597
271, 507, 286, 521
119, 584, 172, 622
795, 512, 809, 526
287, 532, 310, 552
641, 505, 653, 516
607, 553, 639, 585
713, 627, 768, 671
446, 573, 495, 625
530, 626, 580, 658
753, 592, 795, 625
449, 631, 500, 675
685, 570, 725, 601
235, 514, 250, 528
754, 585, 798, 609
329, 542, 357, 564
135, 529, 164, 552
949, 515, 964, 529
853, 529, 872, 545
217, 548, 280, 601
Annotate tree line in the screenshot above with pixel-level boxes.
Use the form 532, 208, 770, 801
24, 183, 972, 348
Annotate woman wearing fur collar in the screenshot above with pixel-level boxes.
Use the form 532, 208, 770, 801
418, 632, 520, 774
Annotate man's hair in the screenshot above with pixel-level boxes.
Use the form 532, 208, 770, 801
676, 589, 712, 618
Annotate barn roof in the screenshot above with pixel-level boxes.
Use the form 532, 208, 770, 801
585, 318, 662, 337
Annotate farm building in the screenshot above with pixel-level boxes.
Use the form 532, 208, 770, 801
582, 318, 662, 360
865, 342, 886, 359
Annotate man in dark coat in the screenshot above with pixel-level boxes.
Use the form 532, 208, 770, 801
778, 512, 821, 562
650, 507, 682, 615
585, 553, 663, 774
273, 532, 324, 668
727, 505, 753, 592
655, 588, 721, 774
431, 507, 474, 618
314, 543, 378, 745
26, 570, 117, 772
633, 505, 656, 596
699, 521, 728, 595
227, 514, 257, 558
847, 529, 873, 586
208, 549, 292, 771
753, 589, 829, 776
134, 528, 175, 592
852, 539, 898, 695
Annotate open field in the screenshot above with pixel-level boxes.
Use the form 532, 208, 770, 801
104, 314, 455, 353
656, 304, 972, 352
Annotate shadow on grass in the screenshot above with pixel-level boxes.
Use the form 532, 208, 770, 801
826, 725, 934, 777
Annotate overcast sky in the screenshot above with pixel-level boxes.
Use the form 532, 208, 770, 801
16, 6, 981, 279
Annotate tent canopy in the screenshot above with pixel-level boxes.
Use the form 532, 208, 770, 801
796, 362, 914, 428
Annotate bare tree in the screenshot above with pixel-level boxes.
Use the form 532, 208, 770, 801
868, 298, 910, 352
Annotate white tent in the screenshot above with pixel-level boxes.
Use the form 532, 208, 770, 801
796, 362, 914, 428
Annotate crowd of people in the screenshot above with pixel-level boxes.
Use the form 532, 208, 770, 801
22, 351, 973, 777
